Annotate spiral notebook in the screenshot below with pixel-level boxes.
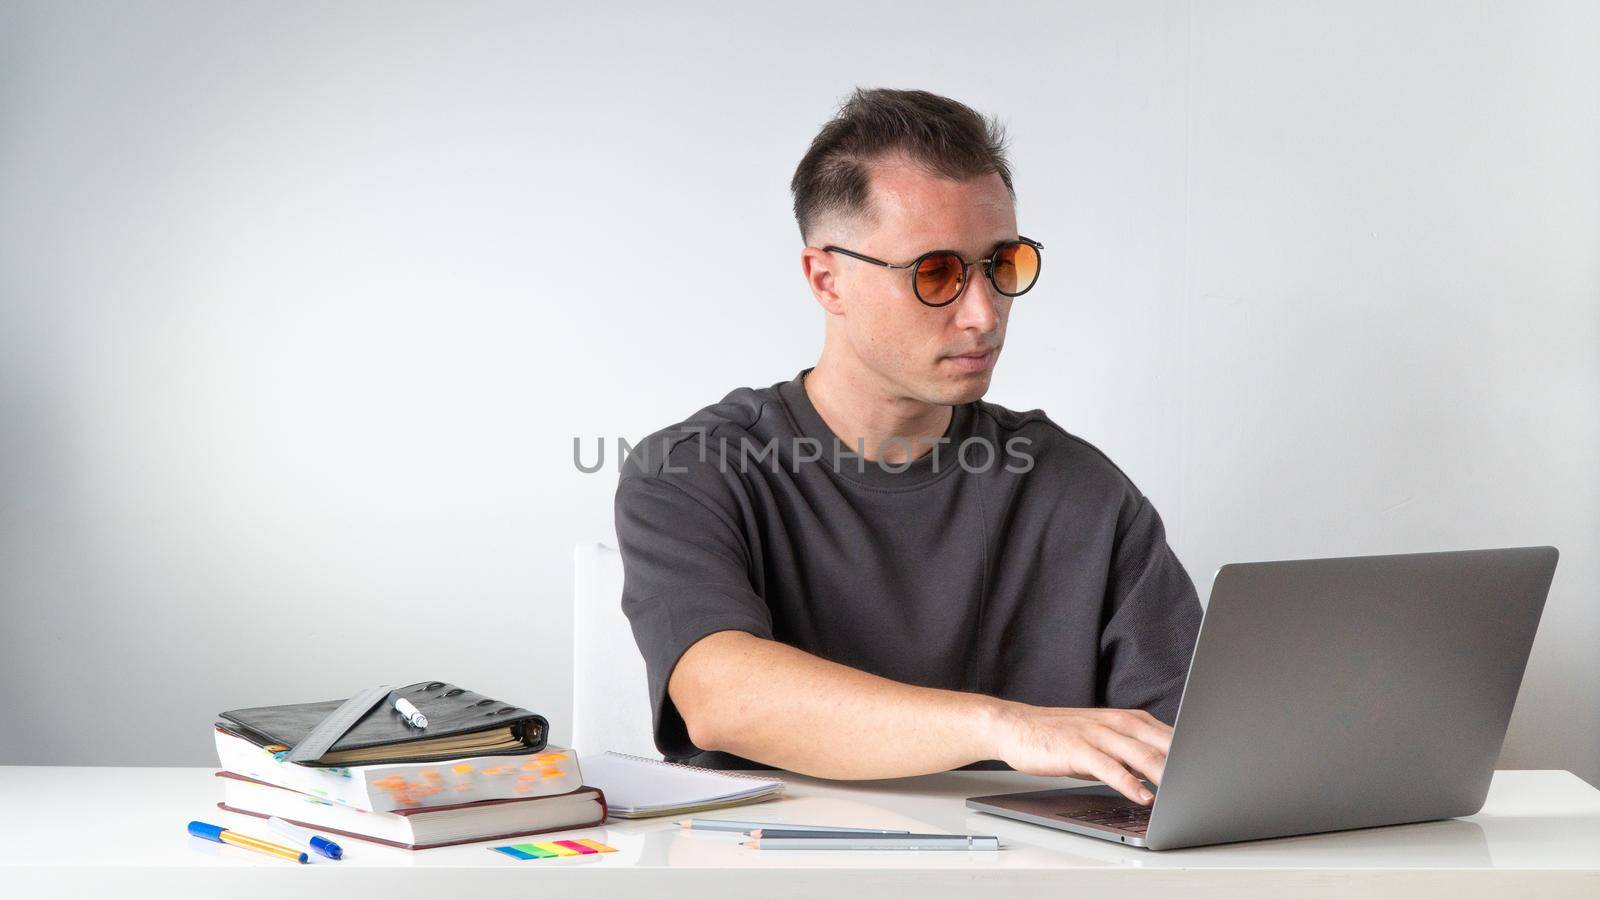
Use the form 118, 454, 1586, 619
579, 751, 785, 818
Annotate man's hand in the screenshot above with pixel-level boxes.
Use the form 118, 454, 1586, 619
671, 631, 1174, 804
984, 702, 1172, 805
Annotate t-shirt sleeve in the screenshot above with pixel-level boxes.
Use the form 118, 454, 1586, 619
1098, 493, 1203, 724
613, 454, 775, 759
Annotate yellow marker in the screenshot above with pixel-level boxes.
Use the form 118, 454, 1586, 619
225, 831, 306, 862
533, 841, 579, 857
188, 821, 307, 863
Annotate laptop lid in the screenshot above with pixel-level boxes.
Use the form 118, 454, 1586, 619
1142, 545, 1557, 850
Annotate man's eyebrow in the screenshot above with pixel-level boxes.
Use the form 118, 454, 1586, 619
972, 236, 1017, 257
899, 235, 1018, 259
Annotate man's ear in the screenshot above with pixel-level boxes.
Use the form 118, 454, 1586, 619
801, 246, 848, 316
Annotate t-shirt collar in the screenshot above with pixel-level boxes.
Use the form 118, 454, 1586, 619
775, 367, 975, 489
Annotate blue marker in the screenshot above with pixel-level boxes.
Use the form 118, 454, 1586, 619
267, 816, 344, 860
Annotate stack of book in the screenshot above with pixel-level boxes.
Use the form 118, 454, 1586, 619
211, 682, 606, 850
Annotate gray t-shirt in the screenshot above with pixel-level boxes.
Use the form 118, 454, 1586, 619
613, 367, 1202, 769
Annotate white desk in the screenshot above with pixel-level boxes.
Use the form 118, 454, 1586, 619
1, 767, 1597, 898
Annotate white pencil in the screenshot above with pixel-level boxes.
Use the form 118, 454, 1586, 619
743, 834, 1001, 850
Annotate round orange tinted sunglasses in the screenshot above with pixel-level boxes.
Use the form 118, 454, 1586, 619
822, 236, 1043, 307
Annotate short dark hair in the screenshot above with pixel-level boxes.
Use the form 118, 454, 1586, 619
789, 87, 1015, 244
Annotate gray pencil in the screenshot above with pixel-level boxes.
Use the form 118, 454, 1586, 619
743, 834, 1001, 850
677, 818, 910, 834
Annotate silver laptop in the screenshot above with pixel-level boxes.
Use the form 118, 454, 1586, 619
967, 545, 1559, 850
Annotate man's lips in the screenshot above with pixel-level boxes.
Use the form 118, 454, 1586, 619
944, 347, 997, 371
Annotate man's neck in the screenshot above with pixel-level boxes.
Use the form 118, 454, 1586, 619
803, 357, 952, 464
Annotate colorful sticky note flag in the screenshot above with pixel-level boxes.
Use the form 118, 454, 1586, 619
490, 839, 617, 860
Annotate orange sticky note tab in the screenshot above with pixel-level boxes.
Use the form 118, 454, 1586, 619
572, 839, 617, 853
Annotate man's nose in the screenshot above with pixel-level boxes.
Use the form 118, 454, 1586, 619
951, 264, 1000, 332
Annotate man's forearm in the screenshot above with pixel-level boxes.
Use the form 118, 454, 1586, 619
669, 630, 1004, 779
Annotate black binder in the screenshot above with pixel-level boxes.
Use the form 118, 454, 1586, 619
218, 680, 548, 767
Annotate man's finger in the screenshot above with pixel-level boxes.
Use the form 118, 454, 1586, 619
1096, 729, 1167, 787
1080, 748, 1154, 805
1103, 709, 1174, 756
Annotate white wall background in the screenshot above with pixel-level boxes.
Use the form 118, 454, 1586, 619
2, 1, 1595, 782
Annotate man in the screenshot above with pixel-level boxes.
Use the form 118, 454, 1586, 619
613, 87, 1201, 807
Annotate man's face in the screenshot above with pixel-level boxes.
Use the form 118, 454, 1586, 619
823, 156, 1018, 406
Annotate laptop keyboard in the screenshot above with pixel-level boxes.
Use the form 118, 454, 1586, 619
1059, 802, 1152, 834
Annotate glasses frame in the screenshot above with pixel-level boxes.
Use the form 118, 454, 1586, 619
821, 235, 1044, 308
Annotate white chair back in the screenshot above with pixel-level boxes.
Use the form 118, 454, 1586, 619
571, 542, 657, 757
